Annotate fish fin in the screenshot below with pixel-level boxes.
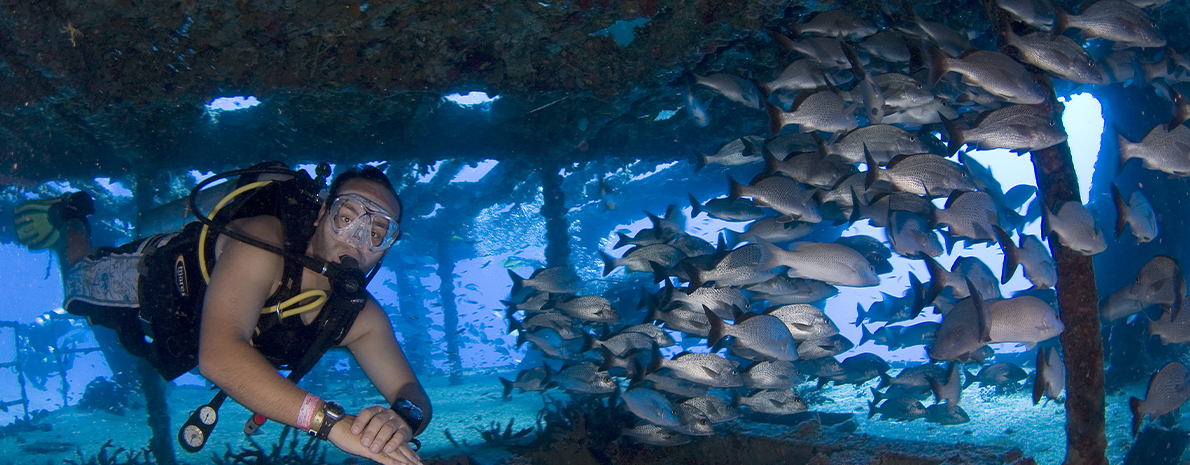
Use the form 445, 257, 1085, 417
692, 150, 709, 172
649, 261, 671, 285
1111, 183, 1130, 238
754, 237, 786, 275
968, 278, 992, 344
854, 302, 866, 327
995, 225, 1019, 285
509, 270, 526, 296
499, 377, 514, 398
909, 273, 926, 319
860, 323, 874, 345
766, 101, 788, 137
727, 175, 745, 200
961, 368, 976, 390
940, 115, 964, 157
924, 255, 947, 304
680, 262, 704, 294
864, 143, 881, 189
688, 194, 703, 218
1173, 265, 1185, 322
599, 251, 617, 277
924, 41, 948, 90
1130, 396, 1144, 437
762, 145, 782, 176
1033, 348, 1047, 406
1116, 126, 1134, 170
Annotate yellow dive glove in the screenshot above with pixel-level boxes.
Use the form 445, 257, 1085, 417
13, 192, 94, 250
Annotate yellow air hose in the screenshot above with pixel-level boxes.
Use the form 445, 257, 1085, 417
197, 180, 328, 322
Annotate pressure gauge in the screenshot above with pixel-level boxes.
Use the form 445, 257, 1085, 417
182, 425, 205, 449
198, 405, 217, 425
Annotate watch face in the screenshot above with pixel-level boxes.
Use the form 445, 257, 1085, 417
407, 405, 423, 421
199, 406, 217, 425
183, 425, 205, 448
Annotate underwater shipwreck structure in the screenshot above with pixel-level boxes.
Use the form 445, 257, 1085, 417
2, 0, 1190, 464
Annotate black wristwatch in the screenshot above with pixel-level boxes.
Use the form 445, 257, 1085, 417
316, 402, 345, 440
391, 398, 424, 436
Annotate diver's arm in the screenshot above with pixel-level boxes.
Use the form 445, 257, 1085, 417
340, 300, 432, 451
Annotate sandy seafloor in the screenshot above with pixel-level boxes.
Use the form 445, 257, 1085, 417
0, 368, 1172, 465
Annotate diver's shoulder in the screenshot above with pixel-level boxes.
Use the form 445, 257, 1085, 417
226, 215, 285, 242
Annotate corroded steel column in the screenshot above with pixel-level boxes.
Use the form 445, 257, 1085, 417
1031, 99, 1106, 465
540, 162, 570, 269
435, 240, 463, 385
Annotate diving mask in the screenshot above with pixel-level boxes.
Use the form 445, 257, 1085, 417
328, 193, 401, 252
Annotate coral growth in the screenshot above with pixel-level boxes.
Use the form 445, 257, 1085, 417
64, 439, 154, 465
213, 425, 326, 465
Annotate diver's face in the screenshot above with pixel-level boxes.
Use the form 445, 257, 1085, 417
313, 178, 401, 270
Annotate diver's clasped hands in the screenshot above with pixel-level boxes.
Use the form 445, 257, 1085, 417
329, 407, 420, 465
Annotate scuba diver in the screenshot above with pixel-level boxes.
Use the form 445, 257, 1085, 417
12, 164, 430, 465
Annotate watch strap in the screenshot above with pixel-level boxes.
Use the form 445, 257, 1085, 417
391, 398, 424, 436
316, 402, 343, 440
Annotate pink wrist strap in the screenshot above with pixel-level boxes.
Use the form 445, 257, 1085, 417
297, 394, 320, 431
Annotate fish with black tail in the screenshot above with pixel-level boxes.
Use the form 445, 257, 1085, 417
1130, 361, 1189, 436
509, 267, 582, 295
1111, 183, 1158, 243
1033, 346, 1065, 405
706, 309, 800, 362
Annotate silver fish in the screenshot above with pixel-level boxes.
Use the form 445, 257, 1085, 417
509, 267, 582, 294
729, 174, 822, 223
745, 276, 839, 306
930, 293, 1065, 361
690, 194, 765, 222
692, 136, 763, 171
648, 349, 743, 388
767, 90, 859, 136
621, 424, 690, 446
1149, 301, 1190, 344
796, 356, 845, 378
761, 59, 831, 94
996, 0, 1056, 30
942, 105, 1068, 156
516, 312, 584, 339
755, 239, 880, 287
499, 366, 555, 398
591, 331, 656, 358
887, 211, 945, 259
694, 73, 762, 109
734, 389, 808, 415
926, 46, 1047, 104
786, 37, 851, 69
516, 328, 575, 359
868, 388, 929, 421
1018, 234, 1057, 289
793, 10, 878, 40
763, 150, 855, 189
902, 8, 971, 58
676, 396, 739, 424
664, 281, 749, 320
924, 256, 1003, 306
706, 311, 799, 362
1043, 200, 1107, 255
684, 86, 711, 127
668, 234, 717, 258
544, 296, 621, 323
932, 191, 1001, 250
829, 124, 930, 165
673, 403, 716, 436
1118, 123, 1190, 176
795, 334, 854, 360
873, 73, 936, 110
1112, 184, 1158, 243
862, 321, 939, 350
1130, 361, 1189, 436
1129, 255, 1186, 318
1058, 0, 1166, 49
867, 152, 977, 198
742, 360, 805, 390
1033, 346, 1065, 405
648, 305, 711, 338
962, 362, 1028, 388
727, 216, 816, 245
614, 226, 675, 249
684, 243, 782, 290
552, 363, 618, 394
926, 403, 971, 425
621, 388, 682, 428
599, 243, 685, 276
879, 363, 947, 391
1101, 285, 1150, 323
882, 100, 959, 126
644, 372, 710, 398
858, 30, 912, 62
620, 323, 677, 348
764, 303, 840, 340
1002, 27, 1102, 84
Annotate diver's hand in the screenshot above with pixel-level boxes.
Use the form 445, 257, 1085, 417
352, 405, 418, 458
329, 415, 421, 465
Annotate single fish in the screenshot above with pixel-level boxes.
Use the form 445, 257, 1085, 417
854, 274, 926, 326
685, 86, 711, 127
742, 360, 805, 390
677, 396, 739, 424
873, 73, 936, 110
1100, 285, 1151, 323
516, 328, 578, 359
942, 105, 1068, 156
621, 388, 682, 428
552, 363, 618, 394
879, 363, 948, 391
1042, 200, 1107, 255
643, 372, 710, 398
842, 353, 892, 375
830, 124, 930, 165
727, 216, 817, 245
1130, 361, 1189, 436
796, 356, 846, 378
599, 244, 685, 276
836, 234, 894, 275
761, 58, 832, 94
867, 152, 977, 199
672, 403, 716, 436
767, 90, 859, 137
926, 404, 971, 425
858, 30, 913, 62
509, 267, 582, 294
647, 347, 744, 388
764, 303, 841, 340
996, 0, 1056, 30
499, 366, 555, 398
619, 323, 677, 348
882, 100, 959, 126
690, 194, 765, 222
962, 362, 1029, 388
512, 312, 584, 339
1001, 24, 1102, 84
668, 234, 717, 258
1128, 255, 1186, 319
932, 191, 1001, 252
755, 239, 880, 287
694, 73, 762, 109
621, 424, 690, 446
685, 243, 783, 290
729, 174, 823, 223
926, 45, 1047, 104
589, 331, 656, 357
901, 7, 972, 58
841, 41, 885, 124
745, 276, 839, 306
863, 321, 939, 350
763, 150, 855, 189
888, 211, 945, 259
868, 388, 929, 421
692, 136, 763, 171
646, 304, 711, 338
1057, 0, 1166, 49
543, 296, 621, 323
1111, 183, 1158, 243
793, 10, 878, 40
1017, 233, 1058, 289
861, 191, 935, 228
924, 255, 1003, 306
784, 37, 851, 69
706, 310, 800, 362
1118, 123, 1190, 176
663, 280, 749, 320
796, 334, 854, 359
1033, 346, 1066, 405
734, 389, 808, 415
1149, 302, 1190, 344
614, 226, 676, 249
